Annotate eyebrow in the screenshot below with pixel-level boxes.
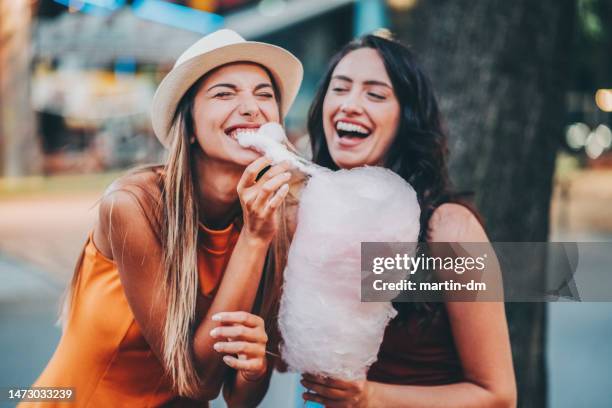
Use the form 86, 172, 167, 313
331, 75, 392, 89
207, 83, 273, 92
254, 83, 273, 92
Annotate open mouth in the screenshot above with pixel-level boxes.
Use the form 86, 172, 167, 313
335, 121, 372, 139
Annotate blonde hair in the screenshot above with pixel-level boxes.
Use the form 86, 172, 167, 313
156, 70, 290, 397
58, 63, 297, 398
160, 101, 201, 395
59, 66, 292, 398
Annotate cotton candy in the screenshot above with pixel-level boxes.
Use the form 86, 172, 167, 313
236, 122, 320, 176
237, 123, 420, 380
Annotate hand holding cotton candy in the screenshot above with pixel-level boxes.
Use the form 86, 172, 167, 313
237, 124, 420, 380
236, 122, 319, 176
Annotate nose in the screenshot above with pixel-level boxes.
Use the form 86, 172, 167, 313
238, 94, 260, 118
340, 92, 364, 115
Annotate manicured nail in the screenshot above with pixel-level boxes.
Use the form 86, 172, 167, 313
223, 355, 232, 363
210, 328, 218, 337
212, 314, 222, 321
213, 342, 221, 351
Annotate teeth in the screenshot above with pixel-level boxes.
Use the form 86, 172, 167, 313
230, 128, 259, 139
336, 121, 370, 135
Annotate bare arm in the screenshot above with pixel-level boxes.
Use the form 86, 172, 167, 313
211, 157, 291, 407
94, 158, 291, 403
302, 203, 516, 408
96, 187, 230, 401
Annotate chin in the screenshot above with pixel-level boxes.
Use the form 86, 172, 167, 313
229, 148, 262, 167
331, 152, 368, 170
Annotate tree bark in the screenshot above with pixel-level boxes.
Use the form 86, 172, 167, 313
391, 1, 576, 407
0, 0, 41, 177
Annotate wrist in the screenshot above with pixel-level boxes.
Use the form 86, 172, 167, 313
241, 230, 273, 249
240, 359, 268, 382
364, 381, 379, 408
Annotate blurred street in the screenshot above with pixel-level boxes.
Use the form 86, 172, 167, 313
0, 181, 300, 408
0, 169, 611, 407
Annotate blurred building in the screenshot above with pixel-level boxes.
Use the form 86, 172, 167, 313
3, 0, 611, 177
21, 0, 391, 175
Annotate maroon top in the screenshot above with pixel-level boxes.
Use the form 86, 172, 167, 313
367, 308, 464, 385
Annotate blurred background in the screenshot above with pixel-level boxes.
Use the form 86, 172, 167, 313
0, 0, 611, 407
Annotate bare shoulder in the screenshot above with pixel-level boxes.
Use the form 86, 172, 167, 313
105, 166, 164, 202
94, 167, 164, 258
428, 203, 488, 242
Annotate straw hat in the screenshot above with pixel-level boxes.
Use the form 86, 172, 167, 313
150, 29, 303, 148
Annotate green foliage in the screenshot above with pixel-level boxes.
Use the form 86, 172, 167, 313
578, 0, 605, 41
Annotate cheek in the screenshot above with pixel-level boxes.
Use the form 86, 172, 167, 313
193, 101, 218, 134
193, 115, 215, 146
192, 107, 226, 155
261, 100, 281, 122
375, 105, 400, 143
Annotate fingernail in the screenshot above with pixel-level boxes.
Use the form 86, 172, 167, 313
283, 172, 291, 178
210, 328, 218, 337
281, 183, 289, 191
223, 356, 232, 363
213, 342, 221, 351
212, 314, 221, 321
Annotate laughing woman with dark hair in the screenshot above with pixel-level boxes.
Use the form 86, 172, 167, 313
300, 32, 517, 407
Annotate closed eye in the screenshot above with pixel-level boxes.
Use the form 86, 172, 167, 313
367, 92, 385, 100
215, 92, 234, 98
332, 87, 349, 93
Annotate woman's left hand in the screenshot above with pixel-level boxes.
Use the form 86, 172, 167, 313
301, 374, 371, 407
210, 311, 269, 381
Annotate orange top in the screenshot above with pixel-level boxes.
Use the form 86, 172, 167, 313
22, 222, 240, 408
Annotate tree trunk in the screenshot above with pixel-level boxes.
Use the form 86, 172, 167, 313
0, 0, 40, 177
391, 1, 576, 407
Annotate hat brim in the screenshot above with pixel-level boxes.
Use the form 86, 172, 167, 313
151, 41, 303, 148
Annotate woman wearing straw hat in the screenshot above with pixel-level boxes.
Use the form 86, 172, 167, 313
22, 29, 303, 407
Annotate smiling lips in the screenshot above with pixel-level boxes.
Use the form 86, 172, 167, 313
334, 120, 372, 147
224, 124, 261, 140
336, 120, 371, 137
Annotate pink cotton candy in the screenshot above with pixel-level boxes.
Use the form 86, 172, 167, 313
238, 124, 421, 380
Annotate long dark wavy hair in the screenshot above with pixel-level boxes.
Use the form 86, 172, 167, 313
308, 32, 472, 323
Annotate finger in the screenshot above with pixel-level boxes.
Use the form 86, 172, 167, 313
214, 341, 265, 357
237, 157, 271, 192
212, 311, 265, 328
255, 164, 272, 182
210, 325, 267, 343
302, 391, 341, 406
264, 183, 289, 212
301, 380, 346, 400
252, 172, 291, 210
240, 162, 290, 208
302, 374, 348, 390
222, 355, 264, 371
255, 161, 292, 184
